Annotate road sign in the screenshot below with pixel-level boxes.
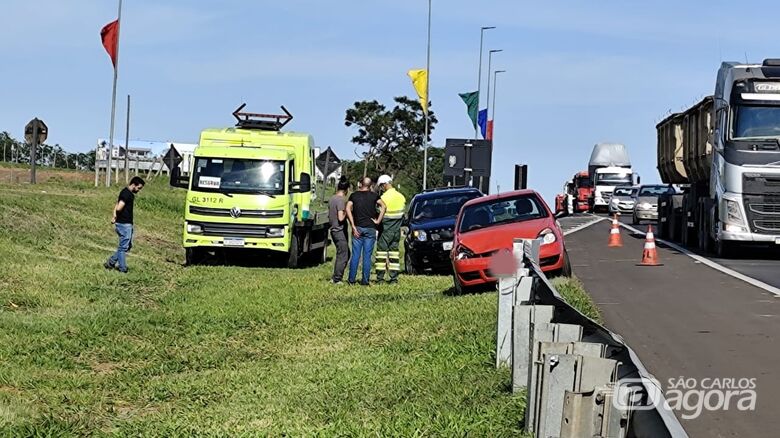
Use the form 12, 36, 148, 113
163, 145, 183, 170
24, 118, 48, 144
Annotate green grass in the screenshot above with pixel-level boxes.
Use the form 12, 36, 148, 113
0, 177, 530, 436
551, 277, 602, 323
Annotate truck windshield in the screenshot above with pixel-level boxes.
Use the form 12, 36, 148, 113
733, 105, 780, 138
574, 176, 592, 188
595, 173, 632, 186
412, 193, 481, 222
458, 194, 546, 233
192, 158, 285, 195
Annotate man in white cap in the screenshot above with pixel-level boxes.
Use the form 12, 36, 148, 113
375, 174, 406, 283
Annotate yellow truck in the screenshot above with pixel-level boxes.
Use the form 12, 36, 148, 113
170, 105, 329, 267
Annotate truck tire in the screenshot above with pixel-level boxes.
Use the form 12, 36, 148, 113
715, 237, 734, 258
287, 234, 300, 268
185, 248, 204, 266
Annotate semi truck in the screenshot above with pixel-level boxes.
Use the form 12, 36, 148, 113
656, 59, 780, 256
170, 104, 329, 267
588, 143, 634, 212
555, 171, 593, 215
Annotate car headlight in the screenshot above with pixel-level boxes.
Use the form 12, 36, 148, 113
186, 222, 203, 234
266, 227, 285, 238
611, 198, 619, 206
455, 244, 474, 260
725, 199, 744, 224
538, 227, 557, 245
414, 230, 427, 242
638, 202, 652, 210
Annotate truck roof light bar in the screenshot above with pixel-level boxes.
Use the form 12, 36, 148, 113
232, 103, 293, 131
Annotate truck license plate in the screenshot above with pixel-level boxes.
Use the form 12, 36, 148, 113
442, 241, 453, 251
224, 238, 245, 247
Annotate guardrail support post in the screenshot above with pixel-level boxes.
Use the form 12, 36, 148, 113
512, 305, 554, 392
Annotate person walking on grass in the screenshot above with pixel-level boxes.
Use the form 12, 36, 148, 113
375, 175, 406, 284
328, 176, 351, 284
104, 176, 145, 273
346, 176, 386, 286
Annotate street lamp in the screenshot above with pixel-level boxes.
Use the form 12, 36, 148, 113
422, 0, 432, 190
476, 26, 496, 139
486, 49, 502, 122
492, 70, 506, 141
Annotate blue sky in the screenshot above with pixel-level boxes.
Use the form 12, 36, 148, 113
2, 0, 779, 202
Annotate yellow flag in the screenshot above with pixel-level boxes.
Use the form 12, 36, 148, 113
407, 69, 428, 114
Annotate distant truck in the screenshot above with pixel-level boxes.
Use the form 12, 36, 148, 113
170, 105, 329, 267
656, 59, 780, 256
588, 143, 634, 212
555, 171, 593, 215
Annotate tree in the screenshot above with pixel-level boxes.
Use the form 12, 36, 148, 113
344, 96, 440, 197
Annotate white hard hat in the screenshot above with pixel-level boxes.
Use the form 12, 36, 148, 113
377, 174, 392, 185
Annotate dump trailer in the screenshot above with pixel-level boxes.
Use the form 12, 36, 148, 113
657, 59, 780, 256
170, 104, 329, 267
588, 143, 633, 212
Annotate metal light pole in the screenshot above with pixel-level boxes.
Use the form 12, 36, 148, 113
492, 70, 506, 140
476, 26, 495, 139
486, 49, 502, 121
106, 0, 123, 187
422, 0, 432, 190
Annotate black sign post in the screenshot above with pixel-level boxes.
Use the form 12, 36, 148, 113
24, 118, 48, 184
443, 138, 492, 194
514, 164, 528, 190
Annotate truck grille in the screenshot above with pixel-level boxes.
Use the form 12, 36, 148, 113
428, 228, 454, 241
189, 206, 284, 219
743, 195, 780, 234
192, 221, 278, 238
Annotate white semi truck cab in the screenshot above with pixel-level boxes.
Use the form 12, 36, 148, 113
592, 167, 634, 209
657, 59, 780, 256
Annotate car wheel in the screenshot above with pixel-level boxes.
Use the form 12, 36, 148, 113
405, 252, 419, 275
632, 214, 639, 225
452, 272, 464, 295
560, 251, 572, 277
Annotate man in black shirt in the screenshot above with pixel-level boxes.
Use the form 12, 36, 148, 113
105, 176, 145, 273
346, 177, 386, 285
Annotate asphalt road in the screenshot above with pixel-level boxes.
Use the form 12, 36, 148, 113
563, 219, 780, 438
617, 214, 780, 290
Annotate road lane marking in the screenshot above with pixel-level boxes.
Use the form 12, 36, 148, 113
563, 216, 606, 236
619, 223, 780, 297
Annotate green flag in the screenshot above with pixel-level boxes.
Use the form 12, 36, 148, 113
459, 91, 479, 129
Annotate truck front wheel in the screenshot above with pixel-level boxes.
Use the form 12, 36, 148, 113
287, 234, 300, 268
185, 248, 204, 266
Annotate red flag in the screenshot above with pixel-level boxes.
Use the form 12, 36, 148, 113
487, 120, 494, 141
101, 20, 120, 67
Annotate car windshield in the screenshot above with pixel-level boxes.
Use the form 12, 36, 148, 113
596, 172, 632, 186
613, 187, 633, 196
192, 157, 285, 195
412, 193, 481, 221
458, 194, 547, 233
733, 105, 780, 138
638, 185, 674, 196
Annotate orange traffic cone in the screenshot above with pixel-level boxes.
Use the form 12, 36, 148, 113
608, 214, 623, 247
639, 225, 662, 266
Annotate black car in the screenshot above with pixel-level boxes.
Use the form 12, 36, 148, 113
403, 187, 483, 274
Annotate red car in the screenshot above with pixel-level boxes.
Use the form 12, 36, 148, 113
450, 189, 571, 293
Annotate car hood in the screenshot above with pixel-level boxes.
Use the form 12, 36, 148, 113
457, 217, 555, 254
410, 217, 457, 231
613, 196, 635, 202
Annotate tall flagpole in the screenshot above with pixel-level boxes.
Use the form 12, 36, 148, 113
124, 94, 131, 184
475, 26, 495, 139
422, 0, 432, 190
106, 0, 123, 187
492, 70, 506, 140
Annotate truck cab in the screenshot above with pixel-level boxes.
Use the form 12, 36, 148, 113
171, 105, 329, 267
591, 167, 634, 211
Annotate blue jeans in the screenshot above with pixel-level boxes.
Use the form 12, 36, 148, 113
108, 223, 133, 272
348, 226, 376, 284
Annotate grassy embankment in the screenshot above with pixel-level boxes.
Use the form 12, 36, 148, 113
0, 173, 597, 436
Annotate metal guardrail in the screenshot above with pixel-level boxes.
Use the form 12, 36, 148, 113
496, 238, 689, 438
